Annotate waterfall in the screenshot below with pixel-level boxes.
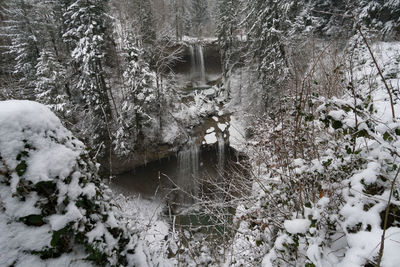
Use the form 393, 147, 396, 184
197, 45, 206, 84
189, 44, 206, 86
217, 132, 225, 170
189, 45, 196, 81
177, 139, 200, 203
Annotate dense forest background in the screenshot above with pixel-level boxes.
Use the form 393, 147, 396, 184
1, 0, 398, 170
1, 0, 400, 266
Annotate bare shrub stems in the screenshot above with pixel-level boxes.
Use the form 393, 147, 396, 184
356, 24, 396, 120
377, 167, 400, 267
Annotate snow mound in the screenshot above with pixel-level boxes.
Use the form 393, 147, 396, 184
0, 100, 137, 266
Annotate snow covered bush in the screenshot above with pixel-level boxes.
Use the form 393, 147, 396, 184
0, 100, 137, 266
232, 40, 400, 266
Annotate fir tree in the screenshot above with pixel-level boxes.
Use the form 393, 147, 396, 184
190, 0, 209, 37
2, 0, 41, 92
359, 0, 400, 39
63, 0, 114, 161
134, 0, 156, 44
114, 33, 156, 155
244, 0, 307, 109
245, 0, 288, 108
34, 48, 70, 117
170, 0, 191, 40
217, 0, 241, 98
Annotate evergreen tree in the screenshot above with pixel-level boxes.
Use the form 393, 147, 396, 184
245, 0, 288, 108
170, 0, 191, 40
244, 0, 308, 109
2, 0, 70, 99
63, 0, 114, 161
134, 0, 156, 44
358, 0, 400, 39
217, 0, 241, 98
114, 33, 156, 155
34, 48, 70, 117
190, 0, 209, 37
310, 0, 344, 35
2, 0, 41, 92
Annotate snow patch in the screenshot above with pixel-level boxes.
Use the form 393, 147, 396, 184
204, 132, 217, 144
284, 219, 310, 234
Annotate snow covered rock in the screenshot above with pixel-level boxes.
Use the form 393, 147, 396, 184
0, 100, 136, 266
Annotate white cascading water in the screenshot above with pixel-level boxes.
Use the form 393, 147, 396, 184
189, 44, 206, 86
197, 44, 206, 84
217, 132, 225, 170
189, 45, 196, 81
177, 139, 200, 203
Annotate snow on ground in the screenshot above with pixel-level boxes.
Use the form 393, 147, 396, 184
112, 194, 174, 267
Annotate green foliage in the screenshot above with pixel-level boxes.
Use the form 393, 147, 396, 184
34, 181, 57, 197
15, 160, 27, 176
20, 214, 45, 227
0, 121, 137, 266
85, 244, 109, 266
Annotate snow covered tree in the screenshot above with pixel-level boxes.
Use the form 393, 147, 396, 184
134, 0, 156, 44
217, 0, 241, 98
1, 0, 71, 99
34, 48, 71, 118
242, 0, 311, 109
358, 0, 400, 39
190, 0, 210, 37
114, 33, 156, 155
308, 0, 349, 37
2, 0, 41, 92
170, 0, 191, 40
63, 0, 114, 161
244, 0, 289, 108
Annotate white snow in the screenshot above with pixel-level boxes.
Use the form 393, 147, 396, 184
0, 100, 94, 266
49, 203, 83, 231
206, 127, 215, 134
26, 145, 80, 183
228, 115, 247, 151
204, 132, 217, 144
284, 219, 311, 234
113, 195, 174, 267
87, 223, 106, 243
217, 123, 227, 132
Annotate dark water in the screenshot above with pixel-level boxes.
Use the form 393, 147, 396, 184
111, 144, 247, 204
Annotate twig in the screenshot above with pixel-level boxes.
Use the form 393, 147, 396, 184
377, 166, 400, 266
356, 25, 396, 120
